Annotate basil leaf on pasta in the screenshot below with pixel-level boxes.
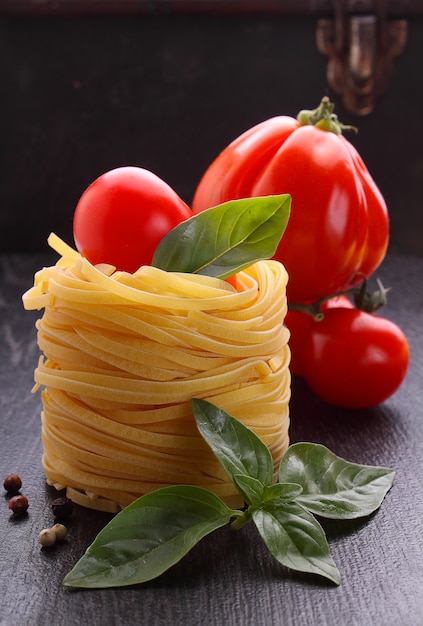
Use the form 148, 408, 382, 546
191, 398, 274, 490
152, 195, 291, 279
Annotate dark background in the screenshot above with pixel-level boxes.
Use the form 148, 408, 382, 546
1, 5, 423, 624
1, 5, 423, 256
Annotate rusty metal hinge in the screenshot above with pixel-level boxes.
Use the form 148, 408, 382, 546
316, 0, 408, 115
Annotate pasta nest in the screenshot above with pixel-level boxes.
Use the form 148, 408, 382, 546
23, 236, 291, 511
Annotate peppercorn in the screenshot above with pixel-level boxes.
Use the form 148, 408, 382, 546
51, 496, 73, 520
8, 494, 29, 516
51, 523, 68, 541
38, 528, 57, 548
3, 474, 22, 493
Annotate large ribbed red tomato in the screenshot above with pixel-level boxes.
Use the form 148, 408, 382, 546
192, 98, 389, 303
73, 167, 192, 273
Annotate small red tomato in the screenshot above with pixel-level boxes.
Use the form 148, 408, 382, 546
73, 167, 192, 273
320, 295, 354, 311
301, 308, 409, 409
225, 274, 238, 290
285, 296, 353, 376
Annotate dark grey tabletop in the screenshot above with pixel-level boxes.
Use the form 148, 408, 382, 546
1, 251, 422, 626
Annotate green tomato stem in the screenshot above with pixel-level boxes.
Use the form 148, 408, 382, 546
288, 277, 390, 320
297, 96, 358, 135
288, 300, 325, 321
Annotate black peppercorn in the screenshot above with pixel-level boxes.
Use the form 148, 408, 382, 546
3, 474, 22, 493
51, 496, 73, 520
8, 494, 29, 516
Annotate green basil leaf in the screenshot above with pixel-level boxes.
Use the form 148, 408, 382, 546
152, 195, 291, 278
63, 486, 237, 588
263, 482, 303, 503
233, 474, 265, 506
278, 443, 395, 519
191, 398, 274, 488
253, 500, 341, 585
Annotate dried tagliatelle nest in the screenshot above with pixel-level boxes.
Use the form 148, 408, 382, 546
23, 235, 291, 512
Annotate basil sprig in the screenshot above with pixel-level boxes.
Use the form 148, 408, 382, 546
152, 195, 291, 278
63, 400, 395, 588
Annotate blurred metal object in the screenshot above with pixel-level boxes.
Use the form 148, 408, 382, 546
317, 0, 408, 115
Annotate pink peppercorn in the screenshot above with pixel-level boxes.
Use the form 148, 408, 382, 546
8, 495, 29, 516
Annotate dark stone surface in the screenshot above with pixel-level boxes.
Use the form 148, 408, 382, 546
1, 251, 422, 625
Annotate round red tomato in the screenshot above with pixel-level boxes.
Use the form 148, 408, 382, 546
320, 294, 353, 311
73, 167, 192, 273
285, 296, 353, 376
301, 308, 409, 409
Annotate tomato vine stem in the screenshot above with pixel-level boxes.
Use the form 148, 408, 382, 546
288, 277, 390, 321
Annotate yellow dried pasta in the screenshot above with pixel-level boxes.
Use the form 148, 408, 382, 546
23, 235, 291, 511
